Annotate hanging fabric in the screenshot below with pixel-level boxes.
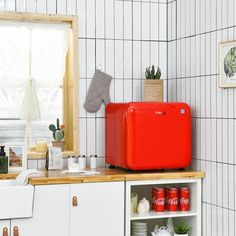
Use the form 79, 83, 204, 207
0, 20, 71, 144
0, 21, 70, 120
20, 79, 41, 121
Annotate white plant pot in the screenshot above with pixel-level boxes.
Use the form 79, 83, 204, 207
174, 234, 188, 236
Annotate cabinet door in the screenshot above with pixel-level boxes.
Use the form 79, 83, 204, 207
11, 185, 70, 236
70, 181, 124, 236
0, 221, 10, 236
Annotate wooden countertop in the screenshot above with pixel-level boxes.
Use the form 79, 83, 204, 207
0, 168, 205, 185
0, 172, 18, 179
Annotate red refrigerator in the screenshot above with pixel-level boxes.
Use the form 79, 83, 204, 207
105, 102, 191, 170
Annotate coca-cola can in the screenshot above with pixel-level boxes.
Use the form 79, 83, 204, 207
179, 187, 190, 211
152, 187, 165, 212
167, 187, 178, 211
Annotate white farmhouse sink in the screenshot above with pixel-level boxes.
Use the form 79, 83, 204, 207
0, 180, 34, 219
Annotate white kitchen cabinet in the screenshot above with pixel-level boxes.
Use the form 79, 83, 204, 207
10, 185, 70, 236
70, 181, 125, 236
126, 178, 202, 236
0, 220, 10, 236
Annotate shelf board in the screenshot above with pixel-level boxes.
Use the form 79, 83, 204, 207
130, 210, 197, 220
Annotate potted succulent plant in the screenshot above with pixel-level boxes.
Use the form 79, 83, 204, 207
174, 222, 191, 236
144, 65, 163, 102
49, 118, 66, 151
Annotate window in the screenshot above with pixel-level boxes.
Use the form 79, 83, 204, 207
0, 13, 79, 156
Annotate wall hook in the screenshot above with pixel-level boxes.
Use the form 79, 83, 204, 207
97, 64, 103, 71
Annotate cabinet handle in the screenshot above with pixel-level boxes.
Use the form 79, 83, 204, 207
2, 227, 8, 236
72, 196, 78, 206
13, 226, 19, 236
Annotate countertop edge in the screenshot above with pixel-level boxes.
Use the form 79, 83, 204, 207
0, 170, 205, 185
28, 170, 205, 186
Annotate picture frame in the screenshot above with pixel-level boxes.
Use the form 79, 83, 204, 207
5, 143, 27, 172
218, 40, 236, 88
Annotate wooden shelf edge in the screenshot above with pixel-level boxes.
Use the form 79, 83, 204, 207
125, 171, 205, 181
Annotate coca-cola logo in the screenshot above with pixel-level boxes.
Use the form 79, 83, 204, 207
153, 198, 165, 205
168, 197, 178, 205
180, 198, 189, 204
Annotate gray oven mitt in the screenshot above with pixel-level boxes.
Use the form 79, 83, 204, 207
84, 70, 112, 113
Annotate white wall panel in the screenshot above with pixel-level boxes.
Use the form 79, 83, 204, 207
141, 2, 150, 40
167, 2, 236, 234
67, 0, 76, 15
124, 1, 132, 40
96, 0, 105, 38
133, 1, 141, 40
115, 1, 123, 39
86, 0, 95, 38
105, 0, 114, 39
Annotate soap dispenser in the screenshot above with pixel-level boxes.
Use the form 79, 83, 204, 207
0, 146, 8, 174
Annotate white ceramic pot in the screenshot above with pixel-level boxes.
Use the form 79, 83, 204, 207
140, 198, 150, 212
152, 226, 172, 236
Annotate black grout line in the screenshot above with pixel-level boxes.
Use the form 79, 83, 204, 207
168, 73, 218, 80
113, 0, 116, 101
85, 0, 88, 156
168, 24, 236, 43
79, 76, 167, 80
140, 0, 143, 101
122, 0, 125, 102
95, 0, 97, 155
116, 0, 167, 4
193, 157, 236, 167
202, 201, 236, 213
166, 0, 168, 101
215, 0, 219, 234
131, 0, 134, 101
78, 37, 167, 43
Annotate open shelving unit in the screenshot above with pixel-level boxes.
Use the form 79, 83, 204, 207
125, 178, 202, 236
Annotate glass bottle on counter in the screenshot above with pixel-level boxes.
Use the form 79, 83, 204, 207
0, 146, 8, 174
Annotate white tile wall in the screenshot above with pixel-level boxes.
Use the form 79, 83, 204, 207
168, 0, 236, 235
2, 0, 167, 168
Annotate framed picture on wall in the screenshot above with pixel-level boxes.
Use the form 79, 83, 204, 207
219, 40, 236, 88
6, 143, 27, 172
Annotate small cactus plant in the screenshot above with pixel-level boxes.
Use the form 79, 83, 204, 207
145, 65, 161, 80
49, 118, 65, 141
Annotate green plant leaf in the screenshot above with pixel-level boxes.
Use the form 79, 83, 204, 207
174, 222, 191, 234
145, 65, 161, 79
224, 47, 236, 78
49, 124, 56, 132
151, 65, 155, 79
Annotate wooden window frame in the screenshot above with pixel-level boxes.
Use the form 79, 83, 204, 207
0, 12, 79, 158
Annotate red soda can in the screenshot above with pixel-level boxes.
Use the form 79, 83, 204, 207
167, 187, 178, 211
179, 187, 190, 211
152, 187, 165, 212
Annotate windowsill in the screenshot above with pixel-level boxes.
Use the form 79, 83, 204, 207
27, 150, 76, 160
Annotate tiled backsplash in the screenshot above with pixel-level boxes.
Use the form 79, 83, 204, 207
168, 0, 236, 235
0, 0, 167, 168
78, 0, 167, 160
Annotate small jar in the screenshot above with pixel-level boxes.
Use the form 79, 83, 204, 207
68, 155, 76, 169
78, 155, 86, 170
90, 155, 97, 169
36, 138, 48, 152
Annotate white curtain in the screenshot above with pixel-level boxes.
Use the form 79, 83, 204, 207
0, 21, 70, 121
